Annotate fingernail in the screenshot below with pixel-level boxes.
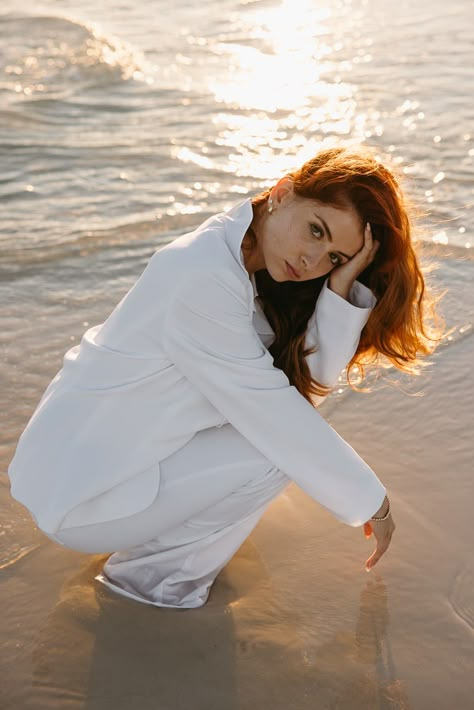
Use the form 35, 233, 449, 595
366, 222, 371, 231
365, 565, 371, 572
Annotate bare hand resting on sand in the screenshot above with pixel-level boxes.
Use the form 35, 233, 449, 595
363, 501, 396, 572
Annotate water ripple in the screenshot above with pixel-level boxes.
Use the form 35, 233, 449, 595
448, 561, 474, 633
0, 543, 40, 570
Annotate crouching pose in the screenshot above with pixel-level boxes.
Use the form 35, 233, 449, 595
8, 147, 438, 608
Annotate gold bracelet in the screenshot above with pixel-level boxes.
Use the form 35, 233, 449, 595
370, 495, 391, 521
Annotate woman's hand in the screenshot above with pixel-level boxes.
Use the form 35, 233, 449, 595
363, 513, 396, 571
328, 223, 380, 300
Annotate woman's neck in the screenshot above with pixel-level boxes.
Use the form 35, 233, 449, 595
242, 210, 266, 275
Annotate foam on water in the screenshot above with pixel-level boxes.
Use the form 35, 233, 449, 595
1, 0, 473, 253
0, 13, 149, 96
1, 2, 473, 705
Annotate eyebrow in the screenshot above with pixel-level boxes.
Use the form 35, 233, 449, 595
314, 213, 354, 260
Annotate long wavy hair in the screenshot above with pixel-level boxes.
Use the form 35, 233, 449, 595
245, 147, 443, 404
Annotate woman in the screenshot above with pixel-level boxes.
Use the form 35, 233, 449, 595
8, 147, 437, 609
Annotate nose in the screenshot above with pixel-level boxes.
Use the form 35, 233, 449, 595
301, 243, 327, 274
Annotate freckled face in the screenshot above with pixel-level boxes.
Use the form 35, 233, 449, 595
255, 188, 365, 281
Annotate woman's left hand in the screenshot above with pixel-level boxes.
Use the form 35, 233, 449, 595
328, 223, 380, 300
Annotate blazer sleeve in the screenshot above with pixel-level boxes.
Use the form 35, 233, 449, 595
162, 268, 385, 527
305, 278, 376, 406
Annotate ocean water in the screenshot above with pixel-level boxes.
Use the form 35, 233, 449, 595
1, 1, 473, 707
1, 0, 474, 255
1, 0, 472, 425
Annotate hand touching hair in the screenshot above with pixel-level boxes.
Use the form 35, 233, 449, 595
250, 147, 444, 402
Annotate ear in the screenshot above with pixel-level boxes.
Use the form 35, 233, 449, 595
271, 176, 294, 205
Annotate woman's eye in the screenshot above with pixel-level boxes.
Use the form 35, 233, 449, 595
310, 224, 323, 239
310, 224, 342, 266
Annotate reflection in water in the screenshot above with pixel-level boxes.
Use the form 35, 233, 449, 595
211, 0, 337, 113
295, 574, 412, 708
354, 575, 411, 708
29, 547, 248, 709
29, 544, 412, 709
178, 0, 370, 180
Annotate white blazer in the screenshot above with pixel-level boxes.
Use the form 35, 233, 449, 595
8, 198, 385, 534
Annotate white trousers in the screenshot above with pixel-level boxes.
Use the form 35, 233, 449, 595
50, 424, 291, 609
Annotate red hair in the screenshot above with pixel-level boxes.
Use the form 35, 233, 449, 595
248, 147, 443, 403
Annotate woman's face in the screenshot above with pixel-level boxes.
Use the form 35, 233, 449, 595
248, 178, 365, 281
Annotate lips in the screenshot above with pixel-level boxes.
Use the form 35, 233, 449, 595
285, 261, 300, 279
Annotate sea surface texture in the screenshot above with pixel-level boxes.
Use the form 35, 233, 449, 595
1, 1, 473, 708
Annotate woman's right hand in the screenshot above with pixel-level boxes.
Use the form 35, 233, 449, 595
363, 508, 396, 572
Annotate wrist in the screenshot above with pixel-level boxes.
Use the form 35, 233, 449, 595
327, 276, 353, 302
370, 495, 390, 521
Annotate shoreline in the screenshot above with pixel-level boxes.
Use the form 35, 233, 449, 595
1, 330, 473, 708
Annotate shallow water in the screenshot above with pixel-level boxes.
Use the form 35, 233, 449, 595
1, 0, 473, 254
1, 0, 473, 707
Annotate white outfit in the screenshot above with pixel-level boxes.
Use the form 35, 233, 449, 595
55, 423, 291, 608
8, 197, 386, 608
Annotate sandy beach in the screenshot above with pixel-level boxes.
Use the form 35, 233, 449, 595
2, 299, 473, 709
2, 0, 474, 706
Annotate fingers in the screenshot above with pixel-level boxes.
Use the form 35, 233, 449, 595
330, 223, 380, 286
365, 222, 373, 248
365, 540, 390, 571
351, 224, 379, 272
364, 223, 380, 262
365, 518, 396, 571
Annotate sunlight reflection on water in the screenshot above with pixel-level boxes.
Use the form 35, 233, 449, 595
1, 0, 473, 250
175, 0, 377, 181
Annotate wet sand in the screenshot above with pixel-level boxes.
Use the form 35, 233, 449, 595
2, 0, 474, 705
1, 327, 473, 709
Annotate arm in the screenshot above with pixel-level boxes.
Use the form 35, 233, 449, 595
162, 268, 385, 527
305, 277, 376, 405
